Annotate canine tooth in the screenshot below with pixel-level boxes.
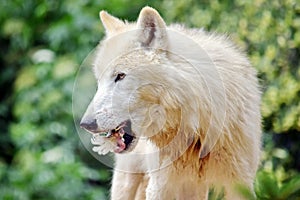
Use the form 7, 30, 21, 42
106, 131, 112, 137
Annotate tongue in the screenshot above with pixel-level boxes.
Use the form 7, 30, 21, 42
114, 137, 126, 153
111, 127, 126, 153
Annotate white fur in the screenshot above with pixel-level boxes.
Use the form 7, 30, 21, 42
81, 6, 261, 200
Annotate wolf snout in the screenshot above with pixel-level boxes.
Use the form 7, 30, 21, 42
80, 118, 98, 133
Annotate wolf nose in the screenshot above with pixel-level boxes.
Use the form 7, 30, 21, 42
80, 119, 98, 132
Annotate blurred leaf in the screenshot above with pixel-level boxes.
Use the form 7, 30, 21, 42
14, 67, 37, 92
52, 56, 77, 79
235, 184, 256, 200
38, 89, 63, 112
278, 175, 300, 199
256, 171, 279, 199
3, 18, 25, 36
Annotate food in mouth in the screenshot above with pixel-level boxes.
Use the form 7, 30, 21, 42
98, 121, 134, 153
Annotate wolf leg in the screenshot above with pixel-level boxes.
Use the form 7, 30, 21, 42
145, 167, 175, 200
135, 174, 149, 200
111, 170, 146, 200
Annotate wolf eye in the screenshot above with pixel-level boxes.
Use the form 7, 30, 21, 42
114, 72, 126, 82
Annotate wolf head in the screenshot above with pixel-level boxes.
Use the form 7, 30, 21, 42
80, 7, 226, 156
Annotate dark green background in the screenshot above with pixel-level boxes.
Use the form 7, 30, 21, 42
1, 0, 299, 199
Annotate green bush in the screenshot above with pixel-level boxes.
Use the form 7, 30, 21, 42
1, 0, 299, 199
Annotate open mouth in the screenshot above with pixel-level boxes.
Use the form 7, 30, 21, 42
97, 120, 135, 153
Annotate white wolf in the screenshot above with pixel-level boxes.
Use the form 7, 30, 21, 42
80, 6, 261, 200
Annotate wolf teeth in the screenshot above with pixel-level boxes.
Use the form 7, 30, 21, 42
106, 131, 112, 137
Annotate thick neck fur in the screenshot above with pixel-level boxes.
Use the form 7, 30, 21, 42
147, 106, 206, 165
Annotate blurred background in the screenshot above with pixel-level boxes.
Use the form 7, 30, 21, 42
0, 0, 299, 199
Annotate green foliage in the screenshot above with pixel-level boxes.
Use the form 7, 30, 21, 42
235, 169, 300, 200
257, 171, 300, 199
1, 0, 299, 199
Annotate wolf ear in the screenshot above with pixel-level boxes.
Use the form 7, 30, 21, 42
99, 11, 125, 35
136, 6, 167, 49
